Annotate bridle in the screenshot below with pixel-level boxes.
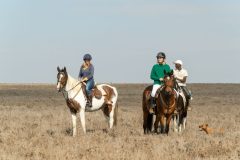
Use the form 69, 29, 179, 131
57, 72, 85, 100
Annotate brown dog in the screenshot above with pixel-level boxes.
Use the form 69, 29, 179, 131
199, 124, 224, 135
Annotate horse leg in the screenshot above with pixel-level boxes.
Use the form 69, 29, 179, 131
177, 113, 181, 133
154, 114, 160, 133
178, 114, 182, 133
109, 107, 114, 129
178, 111, 185, 133
71, 113, 77, 137
143, 109, 149, 134
160, 115, 165, 134
101, 104, 110, 123
165, 114, 172, 135
113, 102, 118, 126
173, 114, 178, 132
183, 111, 188, 130
79, 109, 86, 134
183, 117, 187, 130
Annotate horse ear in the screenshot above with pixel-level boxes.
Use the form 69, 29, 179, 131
57, 66, 60, 72
206, 124, 208, 127
63, 66, 66, 72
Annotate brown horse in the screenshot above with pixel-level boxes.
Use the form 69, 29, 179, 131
142, 85, 154, 134
154, 70, 177, 135
142, 70, 176, 134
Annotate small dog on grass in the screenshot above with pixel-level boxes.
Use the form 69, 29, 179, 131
199, 124, 224, 135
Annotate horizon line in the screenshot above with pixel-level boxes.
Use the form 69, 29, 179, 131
0, 82, 239, 86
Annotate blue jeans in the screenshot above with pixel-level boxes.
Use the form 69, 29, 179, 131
86, 78, 94, 96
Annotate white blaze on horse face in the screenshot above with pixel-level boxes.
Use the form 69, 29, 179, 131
57, 74, 63, 90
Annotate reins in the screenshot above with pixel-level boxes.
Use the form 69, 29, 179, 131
64, 81, 82, 92
61, 81, 86, 100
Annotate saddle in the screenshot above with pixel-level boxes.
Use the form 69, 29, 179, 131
92, 86, 102, 99
82, 84, 114, 105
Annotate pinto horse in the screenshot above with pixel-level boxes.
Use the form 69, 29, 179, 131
57, 67, 118, 136
173, 84, 188, 133
154, 70, 177, 135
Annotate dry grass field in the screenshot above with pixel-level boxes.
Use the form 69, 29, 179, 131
0, 84, 239, 160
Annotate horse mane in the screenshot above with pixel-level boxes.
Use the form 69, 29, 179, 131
66, 74, 82, 92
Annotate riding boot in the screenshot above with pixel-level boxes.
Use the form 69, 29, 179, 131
181, 87, 190, 104
86, 94, 92, 108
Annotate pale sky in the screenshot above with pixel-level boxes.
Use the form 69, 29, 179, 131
0, 0, 239, 83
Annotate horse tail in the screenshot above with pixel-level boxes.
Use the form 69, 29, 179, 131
113, 102, 118, 126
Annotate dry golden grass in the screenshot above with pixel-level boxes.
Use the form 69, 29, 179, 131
0, 84, 239, 160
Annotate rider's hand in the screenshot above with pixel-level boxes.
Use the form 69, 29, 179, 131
159, 78, 164, 82
81, 77, 88, 82
176, 77, 182, 81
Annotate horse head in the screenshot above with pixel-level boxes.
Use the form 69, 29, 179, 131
57, 66, 68, 92
163, 70, 175, 97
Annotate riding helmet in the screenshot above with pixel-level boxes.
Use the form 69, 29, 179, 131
156, 52, 166, 59
83, 54, 92, 61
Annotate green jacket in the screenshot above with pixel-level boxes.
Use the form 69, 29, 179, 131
150, 63, 171, 85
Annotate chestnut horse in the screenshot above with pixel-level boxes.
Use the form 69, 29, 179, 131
155, 70, 177, 134
142, 70, 177, 135
57, 67, 118, 136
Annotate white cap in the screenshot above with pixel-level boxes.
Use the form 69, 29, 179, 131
173, 60, 183, 65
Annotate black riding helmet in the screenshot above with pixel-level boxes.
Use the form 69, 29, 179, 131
83, 54, 92, 61
156, 52, 166, 59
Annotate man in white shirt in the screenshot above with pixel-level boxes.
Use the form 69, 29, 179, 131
173, 60, 192, 109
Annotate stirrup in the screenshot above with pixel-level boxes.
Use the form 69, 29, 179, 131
86, 100, 92, 108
